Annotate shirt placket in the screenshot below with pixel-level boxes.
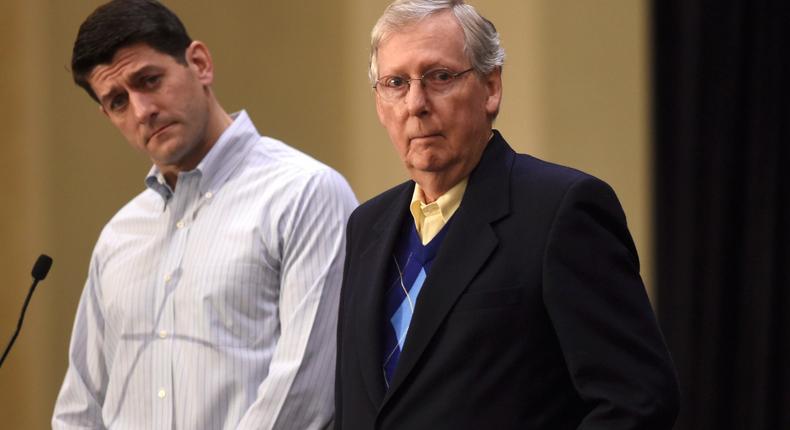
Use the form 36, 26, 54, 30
151, 172, 201, 428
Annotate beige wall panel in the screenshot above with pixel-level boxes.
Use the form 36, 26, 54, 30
535, 1, 653, 295
1, 2, 55, 428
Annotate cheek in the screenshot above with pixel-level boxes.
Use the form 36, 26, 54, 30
391, 138, 410, 158
375, 97, 390, 128
445, 98, 487, 131
376, 96, 387, 127
376, 105, 405, 137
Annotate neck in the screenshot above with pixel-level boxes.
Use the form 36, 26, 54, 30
161, 98, 233, 189
414, 171, 466, 203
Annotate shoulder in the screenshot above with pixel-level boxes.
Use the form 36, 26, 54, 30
92, 188, 161, 260
101, 188, 161, 233
473, 135, 624, 233
506, 154, 631, 251
239, 136, 357, 205
247, 136, 339, 181
507, 152, 618, 210
477, 132, 611, 205
511, 152, 596, 191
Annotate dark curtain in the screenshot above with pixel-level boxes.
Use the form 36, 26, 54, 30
652, 1, 789, 429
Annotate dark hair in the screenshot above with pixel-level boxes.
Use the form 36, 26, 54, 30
71, 0, 192, 102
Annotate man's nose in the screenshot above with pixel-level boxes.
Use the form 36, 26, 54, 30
129, 91, 158, 124
405, 80, 429, 117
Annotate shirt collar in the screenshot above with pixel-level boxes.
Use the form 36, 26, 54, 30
144, 110, 260, 202
409, 177, 468, 228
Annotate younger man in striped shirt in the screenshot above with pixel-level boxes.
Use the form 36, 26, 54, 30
53, 1, 357, 428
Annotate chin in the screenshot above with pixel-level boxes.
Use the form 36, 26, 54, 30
409, 160, 450, 174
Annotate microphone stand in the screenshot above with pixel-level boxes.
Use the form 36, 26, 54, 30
0, 279, 42, 367
0, 254, 52, 368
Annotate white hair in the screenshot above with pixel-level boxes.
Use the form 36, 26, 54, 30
369, 0, 505, 85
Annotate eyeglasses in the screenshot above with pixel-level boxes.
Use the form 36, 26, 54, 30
373, 67, 474, 102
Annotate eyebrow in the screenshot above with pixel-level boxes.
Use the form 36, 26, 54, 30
380, 62, 455, 77
97, 65, 162, 106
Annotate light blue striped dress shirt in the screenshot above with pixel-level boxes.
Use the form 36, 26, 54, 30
52, 111, 358, 429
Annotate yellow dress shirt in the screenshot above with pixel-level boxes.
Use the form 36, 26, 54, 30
409, 178, 468, 245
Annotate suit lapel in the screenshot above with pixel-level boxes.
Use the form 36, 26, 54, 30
352, 183, 414, 407
382, 132, 516, 405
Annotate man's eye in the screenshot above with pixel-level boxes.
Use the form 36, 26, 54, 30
109, 94, 128, 111
143, 75, 161, 88
427, 70, 453, 83
385, 76, 407, 88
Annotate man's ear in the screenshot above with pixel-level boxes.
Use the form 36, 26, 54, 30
484, 66, 503, 118
185, 40, 214, 86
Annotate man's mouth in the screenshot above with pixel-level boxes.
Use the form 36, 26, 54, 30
410, 133, 442, 142
147, 123, 174, 142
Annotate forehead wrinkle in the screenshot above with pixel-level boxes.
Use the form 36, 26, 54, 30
377, 15, 467, 76
89, 49, 149, 101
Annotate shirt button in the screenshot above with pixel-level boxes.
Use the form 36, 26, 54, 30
159, 330, 168, 339
158, 389, 166, 399
205, 192, 213, 199
176, 220, 185, 229
164, 274, 172, 282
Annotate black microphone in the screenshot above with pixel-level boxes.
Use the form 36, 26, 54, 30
0, 254, 53, 368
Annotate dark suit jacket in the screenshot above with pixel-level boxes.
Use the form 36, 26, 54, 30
336, 131, 679, 429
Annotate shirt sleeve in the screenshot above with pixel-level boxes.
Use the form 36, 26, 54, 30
52, 252, 109, 429
236, 168, 357, 430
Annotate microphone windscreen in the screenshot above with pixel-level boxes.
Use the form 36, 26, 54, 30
31, 254, 53, 281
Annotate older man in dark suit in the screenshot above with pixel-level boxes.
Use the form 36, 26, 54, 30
335, 1, 680, 429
